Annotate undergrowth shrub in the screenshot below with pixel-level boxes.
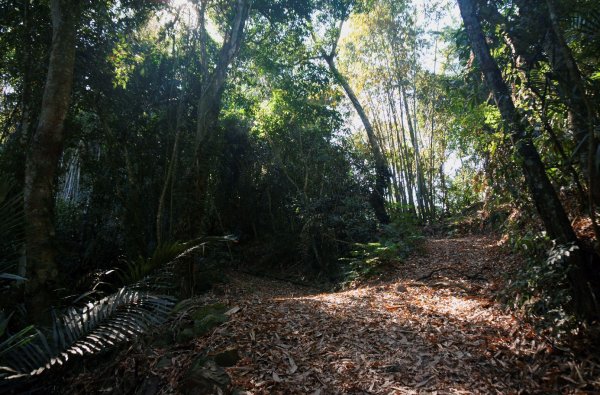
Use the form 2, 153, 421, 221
503, 242, 580, 334
339, 217, 423, 285
500, 211, 581, 335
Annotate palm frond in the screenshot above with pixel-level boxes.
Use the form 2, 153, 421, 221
0, 288, 175, 379
565, 7, 600, 54
122, 235, 237, 292
570, 8, 600, 39
0, 235, 235, 379
118, 242, 184, 287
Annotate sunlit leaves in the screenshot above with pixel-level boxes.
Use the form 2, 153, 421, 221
110, 39, 145, 89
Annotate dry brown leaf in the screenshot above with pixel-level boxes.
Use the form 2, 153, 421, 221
225, 306, 241, 316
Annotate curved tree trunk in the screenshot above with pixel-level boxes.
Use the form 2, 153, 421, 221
24, 0, 80, 316
480, 0, 588, 209
323, 55, 390, 224
544, 0, 600, 239
195, 0, 251, 148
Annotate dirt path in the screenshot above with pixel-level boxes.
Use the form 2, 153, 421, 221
181, 236, 597, 394
65, 236, 600, 394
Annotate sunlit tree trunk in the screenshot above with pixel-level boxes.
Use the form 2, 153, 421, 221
401, 86, 428, 220
24, 0, 80, 315
323, 54, 390, 224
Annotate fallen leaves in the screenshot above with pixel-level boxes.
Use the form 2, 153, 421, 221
225, 306, 241, 316
201, 236, 599, 394
61, 236, 600, 394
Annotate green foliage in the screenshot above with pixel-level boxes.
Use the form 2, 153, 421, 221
500, 212, 582, 333
341, 241, 398, 280
501, 206, 551, 257
340, 219, 423, 284
118, 241, 187, 286
445, 166, 484, 215
503, 242, 580, 334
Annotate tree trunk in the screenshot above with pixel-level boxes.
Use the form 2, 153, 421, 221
323, 54, 390, 224
401, 86, 428, 220
195, 0, 251, 148
23, 0, 80, 316
544, 0, 600, 239
458, 0, 574, 243
186, 0, 251, 235
481, 0, 589, 210
458, 0, 599, 319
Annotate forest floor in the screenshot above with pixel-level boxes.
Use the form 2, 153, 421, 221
66, 235, 600, 394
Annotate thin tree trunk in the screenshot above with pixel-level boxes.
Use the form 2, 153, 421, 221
395, 89, 417, 215
428, 21, 440, 217
323, 54, 390, 224
382, 90, 405, 205
401, 86, 428, 220
387, 91, 410, 212
157, 90, 186, 245
24, 0, 80, 316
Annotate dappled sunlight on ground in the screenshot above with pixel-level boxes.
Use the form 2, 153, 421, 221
62, 236, 600, 394
179, 236, 599, 393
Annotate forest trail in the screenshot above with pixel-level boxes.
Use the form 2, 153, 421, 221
66, 236, 599, 394
176, 236, 598, 394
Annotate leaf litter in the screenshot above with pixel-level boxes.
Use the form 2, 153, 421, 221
64, 236, 600, 394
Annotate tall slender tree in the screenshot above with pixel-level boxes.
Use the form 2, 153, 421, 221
316, 11, 391, 224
